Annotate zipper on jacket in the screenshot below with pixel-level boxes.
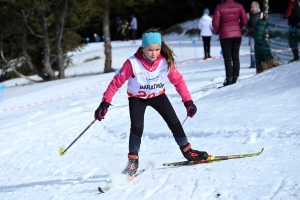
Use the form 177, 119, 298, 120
142, 53, 154, 72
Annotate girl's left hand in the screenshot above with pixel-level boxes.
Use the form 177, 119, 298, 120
184, 100, 197, 118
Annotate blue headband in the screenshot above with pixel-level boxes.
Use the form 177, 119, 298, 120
142, 32, 162, 48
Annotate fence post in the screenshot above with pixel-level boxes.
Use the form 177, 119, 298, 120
0, 84, 5, 102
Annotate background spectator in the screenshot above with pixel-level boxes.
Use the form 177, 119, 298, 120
247, 1, 263, 68
130, 14, 138, 44
212, 0, 248, 86
115, 17, 123, 40
198, 8, 213, 59
284, 0, 300, 63
94, 33, 100, 42
121, 20, 130, 41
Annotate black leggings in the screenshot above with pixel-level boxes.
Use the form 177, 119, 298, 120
131, 29, 137, 40
128, 94, 187, 153
220, 37, 242, 77
202, 36, 211, 53
288, 28, 299, 59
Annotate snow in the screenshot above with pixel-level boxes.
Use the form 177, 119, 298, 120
1, 14, 300, 200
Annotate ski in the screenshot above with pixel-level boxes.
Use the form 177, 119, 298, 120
98, 187, 108, 194
127, 169, 146, 181
218, 85, 225, 89
163, 148, 264, 167
98, 169, 146, 193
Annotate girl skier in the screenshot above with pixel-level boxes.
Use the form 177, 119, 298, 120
94, 28, 209, 176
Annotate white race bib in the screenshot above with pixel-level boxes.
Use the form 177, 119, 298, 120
127, 56, 169, 99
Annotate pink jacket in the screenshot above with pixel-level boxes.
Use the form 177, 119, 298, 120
212, 0, 248, 40
103, 50, 192, 103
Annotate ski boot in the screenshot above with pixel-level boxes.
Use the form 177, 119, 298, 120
223, 77, 233, 86
122, 152, 139, 176
232, 76, 238, 84
207, 53, 212, 58
180, 143, 208, 161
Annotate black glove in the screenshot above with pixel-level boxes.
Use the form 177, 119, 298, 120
184, 100, 197, 118
94, 99, 111, 121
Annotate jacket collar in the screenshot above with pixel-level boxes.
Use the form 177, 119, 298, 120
134, 50, 163, 68
250, 9, 261, 14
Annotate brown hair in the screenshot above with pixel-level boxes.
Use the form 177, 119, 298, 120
140, 27, 176, 71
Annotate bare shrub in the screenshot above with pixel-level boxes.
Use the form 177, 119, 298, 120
84, 56, 101, 62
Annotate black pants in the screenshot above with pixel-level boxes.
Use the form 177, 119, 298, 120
131, 29, 137, 41
288, 27, 299, 59
202, 36, 211, 55
128, 94, 187, 153
220, 37, 242, 77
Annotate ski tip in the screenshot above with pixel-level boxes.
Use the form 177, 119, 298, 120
206, 154, 215, 160
98, 187, 106, 193
127, 169, 146, 181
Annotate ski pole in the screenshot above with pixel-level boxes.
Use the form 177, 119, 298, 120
181, 116, 188, 126
59, 119, 97, 156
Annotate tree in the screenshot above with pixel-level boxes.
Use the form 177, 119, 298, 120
103, 0, 112, 73
0, 0, 45, 82
52, 0, 66, 78
101, 0, 155, 73
0, 0, 101, 82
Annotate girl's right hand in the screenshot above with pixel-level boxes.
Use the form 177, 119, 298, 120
94, 99, 111, 121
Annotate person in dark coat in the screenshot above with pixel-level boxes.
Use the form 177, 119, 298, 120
212, 0, 248, 86
247, 1, 263, 69
284, 0, 300, 63
115, 17, 123, 40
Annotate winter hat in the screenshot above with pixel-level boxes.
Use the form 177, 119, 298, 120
203, 8, 210, 15
251, 1, 260, 9
142, 32, 162, 48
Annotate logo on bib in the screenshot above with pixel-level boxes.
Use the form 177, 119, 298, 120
147, 76, 159, 82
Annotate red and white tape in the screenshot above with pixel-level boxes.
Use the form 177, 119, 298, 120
1, 83, 106, 112
1, 51, 256, 113
176, 51, 254, 66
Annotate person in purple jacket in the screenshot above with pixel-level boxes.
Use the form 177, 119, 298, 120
212, 0, 248, 86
